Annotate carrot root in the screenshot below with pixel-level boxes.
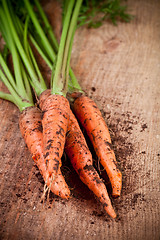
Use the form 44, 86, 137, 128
65, 109, 116, 218
39, 90, 70, 180
73, 95, 122, 198
19, 106, 70, 199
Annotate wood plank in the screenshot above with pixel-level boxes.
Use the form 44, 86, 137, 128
0, 0, 159, 239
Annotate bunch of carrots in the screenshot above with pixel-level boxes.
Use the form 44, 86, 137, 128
0, 0, 132, 218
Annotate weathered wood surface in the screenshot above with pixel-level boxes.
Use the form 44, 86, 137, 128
0, 0, 160, 239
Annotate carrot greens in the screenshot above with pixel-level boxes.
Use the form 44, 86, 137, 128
78, 0, 133, 28
0, 0, 47, 98
1, 0, 132, 96
0, 2, 34, 111
51, 0, 83, 96
15, 0, 132, 96
20, 0, 82, 94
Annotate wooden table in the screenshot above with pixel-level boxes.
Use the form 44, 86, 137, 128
0, 0, 159, 239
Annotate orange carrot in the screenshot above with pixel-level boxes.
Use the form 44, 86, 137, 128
65, 109, 116, 218
19, 106, 70, 199
39, 90, 70, 181
73, 95, 122, 198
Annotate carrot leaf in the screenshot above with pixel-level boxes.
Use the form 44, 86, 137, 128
78, 0, 133, 28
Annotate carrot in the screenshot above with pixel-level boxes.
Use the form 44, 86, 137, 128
19, 106, 70, 199
23, 0, 82, 184
39, 90, 70, 181
0, 1, 70, 200
65, 109, 116, 218
73, 95, 122, 198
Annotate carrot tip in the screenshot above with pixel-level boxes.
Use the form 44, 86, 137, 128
112, 192, 121, 198
104, 206, 117, 219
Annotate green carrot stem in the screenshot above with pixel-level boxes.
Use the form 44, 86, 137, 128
0, 68, 33, 111
62, 0, 69, 25
20, 62, 33, 103
0, 91, 15, 104
34, 0, 59, 51
0, 8, 33, 102
69, 68, 82, 92
0, 53, 16, 90
23, 16, 31, 58
65, 30, 76, 93
22, 14, 46, 89
30, 34, 53, 69
6, 4, 30, 98
22, 0, 55, 63
2, 0, 46, 96
11, 51, 25, 95
24, 0, 56, 63
61, 0, 83, 95
51, 0, 75, 95
23, 0, 82, 93
28, 45, 46, 89
0, 7, 27, 97
30, 27, 82, 92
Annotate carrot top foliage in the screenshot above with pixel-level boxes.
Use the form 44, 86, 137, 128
0, 0, 48, 110
9, 0, 133, 27
78, 0, 133, 28
0, 0, 132, 99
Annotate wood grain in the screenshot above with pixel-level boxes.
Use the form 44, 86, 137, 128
0, 0, 159, 239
